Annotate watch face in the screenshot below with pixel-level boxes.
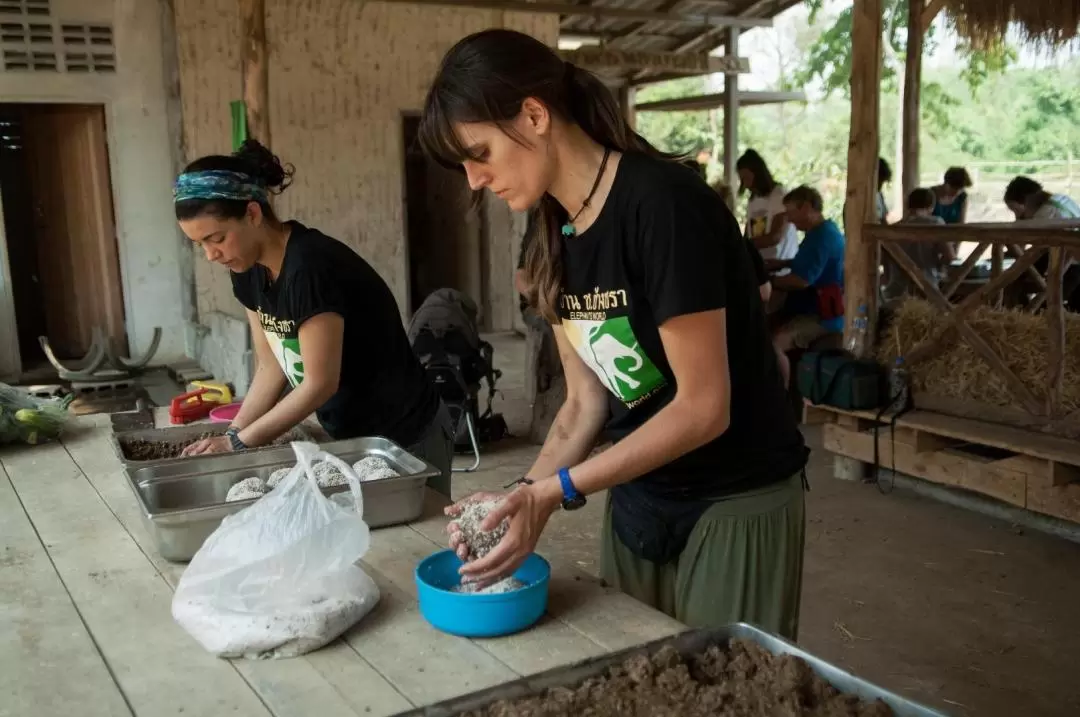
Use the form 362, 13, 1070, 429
562, 495, 587, 511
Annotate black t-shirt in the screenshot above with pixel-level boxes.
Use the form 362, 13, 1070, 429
557, 152, 806, 500
232, 222, 439, 445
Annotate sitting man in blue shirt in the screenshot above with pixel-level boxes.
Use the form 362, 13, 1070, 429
768, 185, 846, 387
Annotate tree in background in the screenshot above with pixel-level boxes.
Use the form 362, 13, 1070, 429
634, 0, 1075, 225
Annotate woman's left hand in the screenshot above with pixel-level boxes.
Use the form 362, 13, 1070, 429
180, 435, 233, 457
451, 479, 563, 586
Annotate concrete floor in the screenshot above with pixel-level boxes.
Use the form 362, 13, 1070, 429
454, 333, 1080, 717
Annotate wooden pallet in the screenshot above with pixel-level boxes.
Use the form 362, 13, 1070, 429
804, 402, 1080, 524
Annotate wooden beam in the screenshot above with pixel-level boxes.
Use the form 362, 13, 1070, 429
618, 84, 636, 131
905, 246, 1048, 367
866, 222, 1080, 250
882, 243, 1043, 415
940, 242, 989, 299
921, 0, 947, 32
842, 0, 883, 358
1046, 247, 1066, 418
374, 0, 773, 27
629, 0, 781, 82
634, 90, 807, 112
240, 0, 269, 146
560, 48, 749, 75
991, 243, 1004, 307
901, 0, 923, 203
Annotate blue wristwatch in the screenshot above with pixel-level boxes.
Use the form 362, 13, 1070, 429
225, 427, 247, 452
557, 467, 587, 510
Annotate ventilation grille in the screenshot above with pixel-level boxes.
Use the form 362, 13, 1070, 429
0, 1, 116, 74
61, 24, 114, 72
1, 19, 56, 71
0, 0, 50, 16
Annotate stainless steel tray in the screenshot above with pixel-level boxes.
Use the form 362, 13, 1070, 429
127, 436, 439, 562
391, 623, 947, 717
110, 423, 317, 470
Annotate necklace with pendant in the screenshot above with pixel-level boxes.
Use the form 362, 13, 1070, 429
561, 147, 612, 237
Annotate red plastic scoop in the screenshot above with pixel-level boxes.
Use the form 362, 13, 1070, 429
169, 388, 216, 425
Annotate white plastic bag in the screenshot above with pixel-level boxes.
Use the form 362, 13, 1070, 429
172, 442, 379, 659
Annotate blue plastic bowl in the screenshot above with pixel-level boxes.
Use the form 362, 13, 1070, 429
415, 549, 550, 638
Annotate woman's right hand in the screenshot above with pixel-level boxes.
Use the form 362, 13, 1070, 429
445, 492, 504, 561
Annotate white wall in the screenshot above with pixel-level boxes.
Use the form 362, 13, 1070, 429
0, 0, 189, 364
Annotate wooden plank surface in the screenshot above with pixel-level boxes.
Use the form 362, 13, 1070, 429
1, 439, 272, 717
0, 463, 132, 717
21, 417, 686, 716
60, 416, 413, 717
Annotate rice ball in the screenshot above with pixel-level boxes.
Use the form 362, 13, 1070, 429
226, 476, 268, 502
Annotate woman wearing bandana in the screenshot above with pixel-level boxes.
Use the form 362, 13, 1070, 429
174, 140, 454, 496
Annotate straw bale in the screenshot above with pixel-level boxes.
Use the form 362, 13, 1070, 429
878, 298, 1080, 414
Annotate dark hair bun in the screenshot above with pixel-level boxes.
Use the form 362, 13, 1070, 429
233, 139, 294, 192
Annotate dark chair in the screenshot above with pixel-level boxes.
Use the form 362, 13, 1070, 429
424, 362, 481, 473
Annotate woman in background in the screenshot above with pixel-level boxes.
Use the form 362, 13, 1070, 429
736, 149, 799, 266
932, 167, 972, 225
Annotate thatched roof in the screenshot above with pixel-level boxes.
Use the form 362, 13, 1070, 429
944, 0, 1080, 48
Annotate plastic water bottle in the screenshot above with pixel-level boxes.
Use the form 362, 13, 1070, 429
845, 303, 869, 355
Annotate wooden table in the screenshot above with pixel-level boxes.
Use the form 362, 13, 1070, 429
0, 416, 683, 717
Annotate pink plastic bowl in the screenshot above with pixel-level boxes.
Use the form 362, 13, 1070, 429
209, 402, 242, 423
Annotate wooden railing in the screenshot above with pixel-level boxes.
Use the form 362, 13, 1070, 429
866, 221, 1080, 434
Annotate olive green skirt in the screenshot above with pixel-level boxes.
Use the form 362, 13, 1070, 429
600, 471, 806, 640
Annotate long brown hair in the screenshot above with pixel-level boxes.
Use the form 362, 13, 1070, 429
418, 29, 674, 322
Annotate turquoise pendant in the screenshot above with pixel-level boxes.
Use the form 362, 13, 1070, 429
561, 223, 575, 237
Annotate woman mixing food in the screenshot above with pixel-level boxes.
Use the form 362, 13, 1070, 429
174, 141, 454, 495
420, 30, 809, 637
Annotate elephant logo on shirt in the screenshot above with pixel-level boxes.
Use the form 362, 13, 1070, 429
563, 317, 665, 403
265, 333, 305, 387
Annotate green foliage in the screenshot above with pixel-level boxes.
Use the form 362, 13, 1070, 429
635, 77, 712, 156
796, 0, 1006, 99
633, 55, 1080, 228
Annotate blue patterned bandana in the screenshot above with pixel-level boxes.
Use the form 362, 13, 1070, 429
173, 170, 268, 204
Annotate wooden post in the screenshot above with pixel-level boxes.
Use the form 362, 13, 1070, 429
833, 0, 882, 483
723, 27, 739, 190
1046, 247, 1065, 417
901, 0, 922, 204
842, 0, 883, 356
618, 84, 636, 131
991, 243, 1004, 307
240, 0, 269, 145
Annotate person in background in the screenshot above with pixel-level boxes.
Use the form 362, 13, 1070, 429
882, 188, 956, 307
1004, 176, 1080, 220
173, 140, 454, 495
769, 186, 846, 387
420, 29, 808, 637
711, 179, 771, 306
736, 149, 799, 266
932, 167, 972, 225
876, 158, 892, 224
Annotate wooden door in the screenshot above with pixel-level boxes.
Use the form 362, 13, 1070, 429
21, 104, 125, 358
